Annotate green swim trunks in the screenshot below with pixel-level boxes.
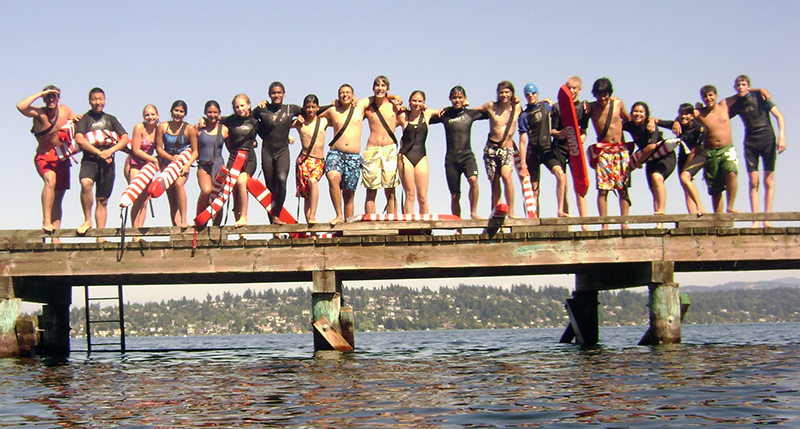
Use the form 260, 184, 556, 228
704, 144, 738, 195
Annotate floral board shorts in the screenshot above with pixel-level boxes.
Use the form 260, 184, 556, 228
296, 156, 325, 198
324, 149, 362, 192
361, 145, 400, 190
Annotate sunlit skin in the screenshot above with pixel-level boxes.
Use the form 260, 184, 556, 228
363, 78, 403, 215
155, 104, 199, 228
231, 95, 252, 227
293, 101, 328, 224
196, 104, 229, 227
269, 86, 285, 105
675, 110, 706, 216
445, 92, 482, 220
127, 106, 160, 237
629, 105, 667, 218
695, 88, 737, 213
397, 91, 431, 214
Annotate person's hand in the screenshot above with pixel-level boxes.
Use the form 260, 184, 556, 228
646, 117, 656, 132
695, 102, 704, 110
288, 135, 295, 145
778, 137, 786, 153
671, 122, 682, 137
197, 117, 207, 130
518, 164, 529, 177
257, 99, 268, 109
41, 88, 60, 98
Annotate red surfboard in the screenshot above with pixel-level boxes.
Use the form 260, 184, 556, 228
246, 177, 298, 225
557, 85, 590, 197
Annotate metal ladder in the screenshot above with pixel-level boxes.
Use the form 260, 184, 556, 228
83, 284, 126, 353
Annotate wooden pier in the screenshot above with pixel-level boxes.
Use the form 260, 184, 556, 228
2, 212, 800, 356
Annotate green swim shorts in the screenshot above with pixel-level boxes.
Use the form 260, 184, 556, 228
704, 144, 738, 195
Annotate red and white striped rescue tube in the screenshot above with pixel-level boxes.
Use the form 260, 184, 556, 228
147, 148, 193, 198
513, 148, 537, 219
359, 213, 461, 221
119, 161, 159, 208
41, 122, 79, 162
194, 150, 247, 226
84, 129, 120, 146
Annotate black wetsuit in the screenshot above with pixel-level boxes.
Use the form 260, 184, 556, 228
623, 121, 675, 188
222, 114, 259, 177
517, 102, 552, 181
657, 119, 705, 176
728, 92, 777, 172
75, 110, 128, 199
400, 115, 428, 167
253, 103, 302, 218
430, 107, 488, 195
550, 100, 590, 170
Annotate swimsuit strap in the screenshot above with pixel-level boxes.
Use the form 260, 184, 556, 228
597, 99, 614, 142
328, 105, 355, 147
32, 107, 60, 138
499, 100, 517, 143
299, 116, 321, 164
372, 100, 398, 145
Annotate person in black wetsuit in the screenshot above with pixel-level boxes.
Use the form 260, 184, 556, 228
517, 83, 552, 217
253, 82, 302, 224
624, 101, 675, 217
550, 76, 591, 221
397, 90, 440, 214
222, 94, 259, 227
656, 103, 707, 214
429, 86, 488, 218
727, 75, 786, 226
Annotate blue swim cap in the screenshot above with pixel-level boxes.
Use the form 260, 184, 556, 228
524, 83, 538, 95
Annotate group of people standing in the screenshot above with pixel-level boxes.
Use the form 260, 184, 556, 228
18, 73, 785, 238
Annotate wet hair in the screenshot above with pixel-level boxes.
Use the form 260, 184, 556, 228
232, 93, 251, 108
566, 76, 582, 88
449, 85, 467, 98
204, 100, 220, 113
42, 84, 61, 94
678, 103, 694, 115
496, 80, 515, 96
339, 83, 354, 93
409, 90, 426, 101
303, 94, 320, 106
89, 87, 105, 97
171, 100, 188, 115
631, 101, 650, 119
735, 74, 750, 86
269, 81, 285, 93
700, 85, 717, 97
142, 104, 158, 115
592, 78, 613, 97
373, 75, 390, 89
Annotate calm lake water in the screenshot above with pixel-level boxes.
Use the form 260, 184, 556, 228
1, 323, 799, 428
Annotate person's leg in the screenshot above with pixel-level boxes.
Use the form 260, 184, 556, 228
763, 170, 775, 226
271, 147, 291, 222
78, 177, 94, 234
500, 165, 515, 217
619, 188, 630, 229
415, 157, 429, 214
307, 176, 319, 224
234, 173, 249, 227
725, 171, 738, 213
365, 189, 378, 214
174, 174, 189, 227
51, 189, 65, 232
399, 155, 415, 214
712, 192, 724, 214
261, 148, 276, 193
343, 189, 356, 220
552, 166, 567, 217
450, 193, 461, 218
597, 190, 609, 230
166, 185, 180, 227
748, 170, 760, 214
680, 170, 700, 214
196, 168, 213, 217
327, 171, 344, 225
384, 187, 397, 215
41, 170, 58, 232
650, 172, 666, 215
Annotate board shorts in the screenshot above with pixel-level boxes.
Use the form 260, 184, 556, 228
645, 152, 676, 188
445, 151, 479, 195
34, 153, 70, 191
704, 144, 739, 195
325, 149, 362, 192
361, 145, 400, 190
483, 142, 516, 180
744, 137, 777, 173
594, 143, 630, 191
678, 150, 706, 178
296, 156, 325, 198
542, 143, 568, 173
79, 154, 116, 199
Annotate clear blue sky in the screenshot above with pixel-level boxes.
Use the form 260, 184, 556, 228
3, 1, 799, 304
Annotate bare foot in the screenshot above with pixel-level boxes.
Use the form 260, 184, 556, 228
727, 209, 739, 214
764, 221, 773, 228
307, 217, 317, 225
235, 218, 247, 228
750, 221, 762, 228
470, 213, 485, 220
329, 217, 343, 226
96, 237, 106, 243
557, 212, 572, 218
181, 223, 190, 229
51, 237, 62, 244
508, 213, 518, 219
581, 225, 590, 231
602, 224, 610, 231
42, 224, 55, 234
272, 217, 286, 225
77, 222, 92, 235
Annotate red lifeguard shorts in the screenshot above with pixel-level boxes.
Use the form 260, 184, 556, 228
34, 153, 70, 191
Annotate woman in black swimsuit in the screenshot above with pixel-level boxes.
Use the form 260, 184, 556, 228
222, 94, 259, 227
398, 90, 439, 214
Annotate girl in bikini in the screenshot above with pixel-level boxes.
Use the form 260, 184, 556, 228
195, 100, 228, 226
125, 105, 160, 236
155, 100, 198, 228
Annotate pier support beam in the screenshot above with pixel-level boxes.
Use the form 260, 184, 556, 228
641, 282, 682, 345
311, 271, 353, 351
560, 290, 599, 346
1, 277, 23, 357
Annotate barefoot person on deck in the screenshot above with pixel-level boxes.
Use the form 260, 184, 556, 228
293, 94, 329, 224
17, 85, 80, 236
694, 85, 739, 214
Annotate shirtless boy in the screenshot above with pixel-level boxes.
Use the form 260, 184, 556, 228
17, 85, 79, 235
478, 80, 522, 217
362, 75, 404, 215
727, 75, 786, 225
293, 94, 329, 224
73, 87, 130, 237
587, 77, 631, 226
517, 83, 553, 217
694, 85, 738, 214
429, 86, 487, 219
550, 76, 590, 220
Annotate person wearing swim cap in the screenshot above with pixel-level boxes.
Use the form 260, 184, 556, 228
518, 83, 553, 217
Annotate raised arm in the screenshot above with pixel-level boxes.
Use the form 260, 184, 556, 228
16, 89, 56, 117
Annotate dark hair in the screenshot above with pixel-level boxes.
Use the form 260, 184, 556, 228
735, 75, 750, 86
631, 101, 650, 119
339, 83, 354, 93
373, 75, 390, 89
42, 84, 61, 94
171, 100, 188, 115
700, 85, 717, 97
303, 94, 320, 106
409, 90, 426, 101
269, 81, 285, 93
204, 100, 221, 113
449, 85, 467, 98
592, 78, 613, 97
678, 103, 694, 115
496, 80, 515, 96
89, 87, 105, 97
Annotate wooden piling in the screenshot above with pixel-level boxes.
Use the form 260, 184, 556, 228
646, 282, 682, 345
39, 303, 71, 357
312, 271, 352, 351
15, 315, 38, 357
339, 305, 355, 348
560, 290, 599, 346
0, 297, 22, 357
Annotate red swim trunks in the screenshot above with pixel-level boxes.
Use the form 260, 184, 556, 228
34, 152, 70, 191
